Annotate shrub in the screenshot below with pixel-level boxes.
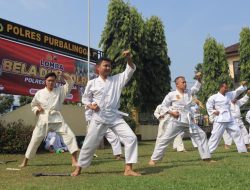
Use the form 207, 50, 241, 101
0, 120, 33, 153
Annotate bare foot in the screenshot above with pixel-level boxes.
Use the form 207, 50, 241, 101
124, 170, 141, 176
71, 167, 82, 177
224, 144, 231, 150
19, 158, 28, 168
18, 163, 26, 168
71, 162, 78, 167
148, 160, 156, 166
115, 155, 124, 160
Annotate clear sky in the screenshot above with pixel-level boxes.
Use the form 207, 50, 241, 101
1, 0, 250, 84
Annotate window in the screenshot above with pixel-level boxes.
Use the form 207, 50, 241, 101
233, 61, 240, 82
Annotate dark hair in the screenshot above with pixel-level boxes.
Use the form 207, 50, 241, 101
45, 72, 57, 80
174, 76, 185, 84
219, 81, 228, 89
97, 57, 112, 65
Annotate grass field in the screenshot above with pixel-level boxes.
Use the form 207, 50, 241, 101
0, 140, 249, 190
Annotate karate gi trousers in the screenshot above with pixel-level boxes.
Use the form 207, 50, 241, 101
208, 121, 247, 153
78, 119, 137, 168
25, 122, 78, 159
151, 121, 211, 161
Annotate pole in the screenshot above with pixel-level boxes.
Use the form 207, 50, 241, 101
87, 0, 90, 81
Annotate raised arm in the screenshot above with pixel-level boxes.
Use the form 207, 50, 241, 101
190, 72, 202, 95
61, 73, 74, 98
190, 81, 201, 96
237, 91, 250, 107
227, 81, 248, 100
117, 50, 136, 87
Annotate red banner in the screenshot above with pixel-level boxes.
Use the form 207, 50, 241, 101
0, 38, 97, 102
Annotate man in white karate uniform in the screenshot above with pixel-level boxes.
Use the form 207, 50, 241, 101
154, 105, 186, 152
222, 90, 250, 149
19, 72, 79, 167
206, 81, 248, 153
85, 108, 123, 160
72, 50, 140, 176
149, 74, 213, 166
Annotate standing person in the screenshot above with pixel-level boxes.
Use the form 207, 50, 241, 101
206, 81, 248, 153
72, 50, 140, 177
222, 90, 250, 149
19, 72, 79, 167
149, 73, 213, 166
85, 107, 123, 160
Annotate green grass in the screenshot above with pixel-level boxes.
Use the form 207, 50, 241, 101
0, 140, 249, 190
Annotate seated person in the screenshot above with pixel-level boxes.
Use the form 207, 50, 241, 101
44, 132, 68, 153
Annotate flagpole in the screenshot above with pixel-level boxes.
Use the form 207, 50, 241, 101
87, 0, 90, 81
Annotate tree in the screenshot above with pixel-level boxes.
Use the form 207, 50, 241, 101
99, 0, 171, 114
194, 63, 203, 73
239, 27, 250, 87
198, 37, 232, 104
99, 0, 144, 113
0, 94, 14, 114
19, 96, 32, 106
140, 16, 171, 112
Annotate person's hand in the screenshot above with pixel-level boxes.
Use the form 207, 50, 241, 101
213, 110, 219, 116
36, 105, 44, 115
169, 111, 180, 119
159, 115, 164, 120
195, 72, 202, 82
247, 90, 250, 96
62, 73, 71, 80
122, 50, 134, 69
88, 102, 100, 112
122, 50, 131, 59
241, 81, 247, 86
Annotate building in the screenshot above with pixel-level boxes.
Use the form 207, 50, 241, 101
225, 43, 240, 86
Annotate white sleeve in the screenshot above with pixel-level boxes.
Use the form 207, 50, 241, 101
154, 105, 161, 119
237, 94, 249, 107
246, 111, 250, 124
190, 80, 201, 96
206, 95, 217, 117
117, 63, 136, 88
82, 80, 93, 106
161, 93, 172, 114
227, 85, 247, 100
30, 93, 40, 115
61, 75, 74, 100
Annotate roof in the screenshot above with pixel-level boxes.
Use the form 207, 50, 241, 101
225, 43, 239, 57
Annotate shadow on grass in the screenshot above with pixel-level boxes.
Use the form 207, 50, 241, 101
83, 170, 123, 175
141, 165, 169, 175
28, 163, 72, 167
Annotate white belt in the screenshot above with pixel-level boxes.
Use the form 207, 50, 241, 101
103, 108, 129, 117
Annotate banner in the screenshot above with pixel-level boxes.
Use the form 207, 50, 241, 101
0, 38, 97, 102
0, 18, 103, 61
